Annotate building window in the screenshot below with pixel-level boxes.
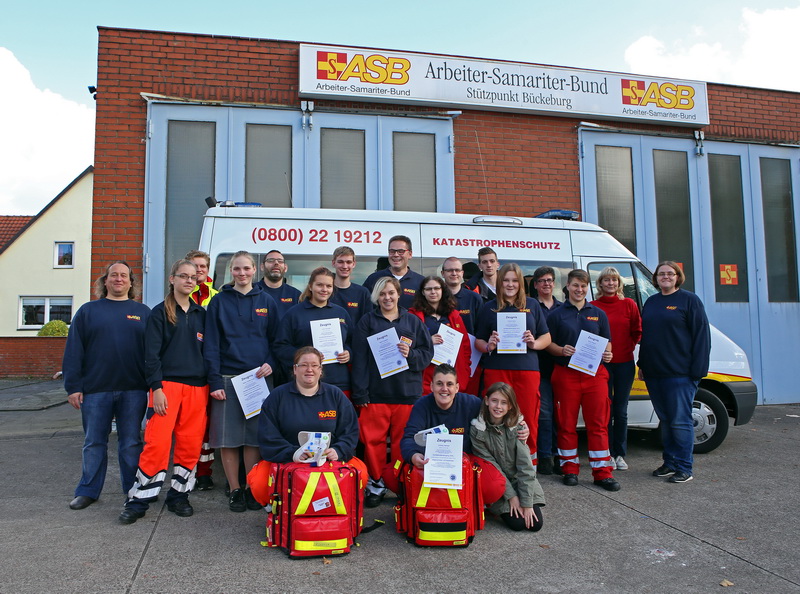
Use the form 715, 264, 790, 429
54, 242, 74, 268
19, 297, 73, 329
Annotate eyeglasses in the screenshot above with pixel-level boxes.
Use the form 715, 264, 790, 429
442, 268, 463, 273
423, 286, 442, 292
174, 274, 198, 282
295, 363, 321, 370
535, 278, 554, 284
657, 272, 677, 278
388, 249, 408, 256
265, 258, 285, 265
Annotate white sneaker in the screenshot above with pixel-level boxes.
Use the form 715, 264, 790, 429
610, 457, 617, 470
615, 456, 629, 471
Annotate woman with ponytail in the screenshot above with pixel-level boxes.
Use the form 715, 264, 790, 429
119, 260, 209, 524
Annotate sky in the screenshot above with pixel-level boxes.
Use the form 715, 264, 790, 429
1, 0, 799, 215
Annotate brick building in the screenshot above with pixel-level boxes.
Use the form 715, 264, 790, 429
93, 27, 799, 402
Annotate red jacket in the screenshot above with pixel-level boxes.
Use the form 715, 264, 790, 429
591, 295, 642, 363
408, 308, 473, 394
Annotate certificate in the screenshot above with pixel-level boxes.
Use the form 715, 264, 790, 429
423, 433, 464, 489
468, 334, 480, 377
366, 328, 409, 378
230, 367, 270, 419
431, 323, 463, 366
310, 318, 344, 364
568, 330, 609, 376
497, 312, 526, 354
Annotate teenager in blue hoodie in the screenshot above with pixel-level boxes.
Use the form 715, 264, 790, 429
204, 251, 278, 512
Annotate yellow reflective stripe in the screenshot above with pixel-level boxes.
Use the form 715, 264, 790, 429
293, 538, 349, 551
322, 472, 347, 515
416, 486, 431, 508
447, 488, 461, 509
294, 472, 322, 515
394, 459, 402, 470
418, 529, 467, 542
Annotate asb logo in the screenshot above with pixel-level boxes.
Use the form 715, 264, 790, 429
621, 79, 696, 110
316, 51, 411, 85
720, 264, 739, 286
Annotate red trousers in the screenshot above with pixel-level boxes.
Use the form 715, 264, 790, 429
483, 369, 540, 462
359, 403, 413, 481
552, 365, 612, 480
196, 399, 214, 477
129, 382, 209, 500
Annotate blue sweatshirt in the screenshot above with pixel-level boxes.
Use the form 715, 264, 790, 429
273, 300, 353, 391
204, 284, 278, 392
453, 286, 484, 335
400, 392, 482, 462
330, 282, 373, 325
638, 289, 710, 381
62, 298, 150, 395
351, 308, 434, 406
258, 381, 359, 463
363, 268, 424, 310
255, 279, 301, 319
546, 300, 611, 367
536, 298, 562, 377
475, 298, 550, 371
144, 300, 208, 390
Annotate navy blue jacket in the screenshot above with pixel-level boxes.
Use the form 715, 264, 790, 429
330, 282, 373, 325
536, 298, 562, 378
400, 392, 482, 462
63, 298, 150, 395
258, 381, 359, 463
351, 308, 433, 406
546, 300, 611, 367
204, 284, 278, 392
453, 286, 484, 336
638, 290, 710, 381
144, 300, 207, 390
256, 280, 301, 319
363, 268, 424, 310
475, 298, 550, 371
273, 300, 353, 391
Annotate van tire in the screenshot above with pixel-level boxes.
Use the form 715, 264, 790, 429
692, 388, 729, 454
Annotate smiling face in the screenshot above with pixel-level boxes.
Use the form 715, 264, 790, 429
501, 270, 521, 300
105, 263, 132, 300
656, 265, 679, 294
294, 352, 323, 391
422, 280, 443, 308
567, 278, 588, 305
441, 258, 464, 290
310, 274, 334, 306
534, 274, 555, 298
263, 251, 287, 283
231, 256, 256, 289
485, 391, 510, 425
378, 283, 399, 314
171, 263, 198, 298
332, 254, 355, 280
432, 372, 459, 410
388, 240, 412, 275
599, 274, 620, 297
191, 257, 210, 283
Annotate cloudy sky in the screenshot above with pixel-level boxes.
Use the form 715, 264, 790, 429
1, 0, 798, 215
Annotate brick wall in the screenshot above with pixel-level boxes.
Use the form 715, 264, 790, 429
0, 337, 66, 378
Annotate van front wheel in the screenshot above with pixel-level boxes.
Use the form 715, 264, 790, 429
693, 388, 729, 454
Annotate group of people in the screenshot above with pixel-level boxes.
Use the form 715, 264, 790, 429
63, 236, 710, 533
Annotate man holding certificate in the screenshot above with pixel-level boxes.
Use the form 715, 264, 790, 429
475, 263, 551, 466
545, 269, 619, 492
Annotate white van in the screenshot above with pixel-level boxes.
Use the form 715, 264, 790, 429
199, 206, 757, 453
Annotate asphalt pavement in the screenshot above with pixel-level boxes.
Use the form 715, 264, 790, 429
1, 379, 799, 593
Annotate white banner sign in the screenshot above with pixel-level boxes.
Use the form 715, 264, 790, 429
299, 44, 709, 126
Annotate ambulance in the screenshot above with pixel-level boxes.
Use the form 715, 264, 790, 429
198, 206, 757, 453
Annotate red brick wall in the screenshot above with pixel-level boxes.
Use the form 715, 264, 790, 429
0, 337, 66, 378
94, 27, 800, 278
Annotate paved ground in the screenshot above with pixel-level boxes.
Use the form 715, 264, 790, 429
1, 380, 799, 593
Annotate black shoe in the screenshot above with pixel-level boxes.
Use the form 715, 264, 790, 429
244, 488, 262, 510
652, 464, 676, 477
365, 491, 385, 508
229, 488, 246, 512
195, 475, 214, 491
668, 471, 694, 484
69, 495, 96, 510
538, 457, 554, 476
562, 474, 578, 486
167, 499, 194, 517
593, 478, 621, 492
118, 507, 146, 524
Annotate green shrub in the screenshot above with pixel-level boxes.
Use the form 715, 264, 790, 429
37, 320, 69, 337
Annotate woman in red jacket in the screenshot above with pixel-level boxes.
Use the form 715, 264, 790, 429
590, 267, 642, 471
409, 276, 472, 393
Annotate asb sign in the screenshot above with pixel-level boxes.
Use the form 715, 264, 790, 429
300, 45, 709, 126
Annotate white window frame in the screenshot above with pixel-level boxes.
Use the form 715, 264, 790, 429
18, 296, 73, 330
53, 242, 74, 269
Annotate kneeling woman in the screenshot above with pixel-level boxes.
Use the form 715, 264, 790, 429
470, 382, 545, 531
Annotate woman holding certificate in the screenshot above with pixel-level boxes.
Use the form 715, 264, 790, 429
274, 267, 354, 397
545, 269, 618, 491
409, 276, 472, 393
351, 277, 433, 508
475, 263, 551, 463
204, 250, 278, 512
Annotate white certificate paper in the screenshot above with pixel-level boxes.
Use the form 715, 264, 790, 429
431, 323, 463, 366
468, 334, 480, 377
366, 328, 409, 378
231, 367, 270, 419
423, 433, 464, 489
568, 330, 609, 376
497, 312, 526, 354
310, 318, 344, 364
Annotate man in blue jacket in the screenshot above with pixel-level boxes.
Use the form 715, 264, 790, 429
363, 235, 424, 310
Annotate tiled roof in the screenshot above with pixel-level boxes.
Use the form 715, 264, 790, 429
0, 216, 34, 251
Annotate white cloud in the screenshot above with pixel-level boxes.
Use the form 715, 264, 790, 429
0, 48, 95, 216
624, 7, 800, 91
